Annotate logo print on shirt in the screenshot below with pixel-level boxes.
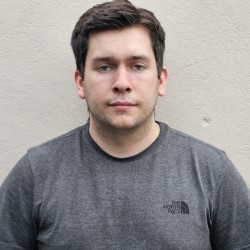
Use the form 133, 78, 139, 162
163, 201, 189, 214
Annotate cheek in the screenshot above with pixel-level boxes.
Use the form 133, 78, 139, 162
85, 74, 112, 90
138, 79, 159, 96
84, 83, 108, 104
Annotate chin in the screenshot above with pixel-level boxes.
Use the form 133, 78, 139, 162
104, 116, 151, 131
108, 120, 138, 130
91, 112, 154, 131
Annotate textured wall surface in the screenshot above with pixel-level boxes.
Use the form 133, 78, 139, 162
0, 0, 249, 185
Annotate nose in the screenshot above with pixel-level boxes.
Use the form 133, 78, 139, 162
112, 66, 132, 94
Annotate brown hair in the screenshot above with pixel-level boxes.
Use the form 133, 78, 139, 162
71, 0, 165, 78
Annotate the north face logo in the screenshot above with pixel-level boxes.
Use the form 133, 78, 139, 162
163, 201, 189, 214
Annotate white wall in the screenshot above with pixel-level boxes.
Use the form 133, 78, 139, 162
0, 0, 249, 186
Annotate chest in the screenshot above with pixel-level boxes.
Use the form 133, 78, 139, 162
34, 163, 212, 249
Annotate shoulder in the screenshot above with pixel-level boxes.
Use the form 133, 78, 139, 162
11, 125, 88, 180
159, 122, 227, 163
27, 125, 85, 159
158, 122, 244, 190
1, 125, 86, 184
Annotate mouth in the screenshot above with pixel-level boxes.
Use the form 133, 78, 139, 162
108, 101, 137, 110
109, 101, 136, 106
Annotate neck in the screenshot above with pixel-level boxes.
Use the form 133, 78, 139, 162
88, 119, 160, 158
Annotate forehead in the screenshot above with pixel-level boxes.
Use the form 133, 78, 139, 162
86, 26, 154, 60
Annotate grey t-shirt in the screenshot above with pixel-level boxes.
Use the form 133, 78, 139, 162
0, 123, 249, 249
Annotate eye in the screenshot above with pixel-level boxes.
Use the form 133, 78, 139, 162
97, 65, 112, 72
132, 64, 146, 71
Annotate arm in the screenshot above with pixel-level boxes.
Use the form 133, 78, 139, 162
0, 154, 37, 250
210, 156, 250, 250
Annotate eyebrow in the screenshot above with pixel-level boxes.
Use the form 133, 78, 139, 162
130, 55, 151, 62
91, 55, 151, 64
92, 57, 114, 64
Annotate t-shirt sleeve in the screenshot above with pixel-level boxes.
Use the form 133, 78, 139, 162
0, 153, 37, 250
210, 155, 250, 250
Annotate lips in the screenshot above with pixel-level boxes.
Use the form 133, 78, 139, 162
108, 101, 137, 111
109, 101, 136, 107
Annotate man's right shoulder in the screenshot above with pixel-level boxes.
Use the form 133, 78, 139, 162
27, 125, 86, 163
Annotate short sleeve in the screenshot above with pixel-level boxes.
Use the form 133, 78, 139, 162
210, 155, 250, 250
0, 154, 37, 250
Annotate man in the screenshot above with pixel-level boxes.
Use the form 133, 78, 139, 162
0, 0, 249, 249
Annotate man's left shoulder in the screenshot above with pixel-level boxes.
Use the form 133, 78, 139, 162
160, 122, 239, 179
161, 122, 226, 159
160, 122, 249, 196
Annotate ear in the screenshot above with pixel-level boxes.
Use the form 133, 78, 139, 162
158, 67, 168, 97
74, 71, 85, 99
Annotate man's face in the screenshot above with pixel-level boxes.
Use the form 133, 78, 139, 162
75, 26, 167, 131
